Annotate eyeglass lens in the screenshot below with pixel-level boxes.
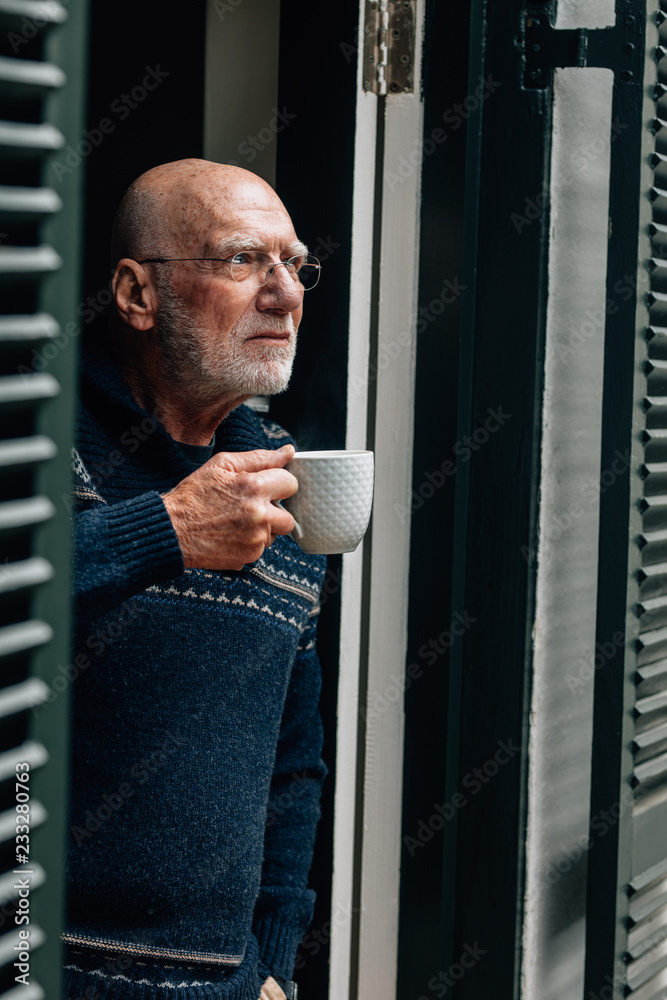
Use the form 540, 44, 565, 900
231, 252, 320, 290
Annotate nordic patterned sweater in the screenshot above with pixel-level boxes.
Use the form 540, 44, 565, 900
62, 338, 327, 1000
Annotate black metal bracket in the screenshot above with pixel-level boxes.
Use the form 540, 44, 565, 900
524, 3, 644, 89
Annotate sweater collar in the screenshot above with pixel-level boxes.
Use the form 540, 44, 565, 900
80, 335, 269, 459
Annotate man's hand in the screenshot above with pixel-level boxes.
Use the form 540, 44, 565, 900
259, 977, 288, 1000
162, 444, 298, 571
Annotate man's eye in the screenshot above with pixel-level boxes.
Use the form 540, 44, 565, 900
230, 252, 252, 265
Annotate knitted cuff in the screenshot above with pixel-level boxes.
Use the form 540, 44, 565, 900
102, 491, 184, 589
252, 915, 305, 983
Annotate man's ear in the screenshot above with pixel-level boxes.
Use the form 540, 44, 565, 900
112, 259, 158, 331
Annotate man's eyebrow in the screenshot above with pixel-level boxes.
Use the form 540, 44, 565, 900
210, 234, 310, 258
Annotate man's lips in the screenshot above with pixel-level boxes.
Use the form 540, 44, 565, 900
247, 331, 291, 341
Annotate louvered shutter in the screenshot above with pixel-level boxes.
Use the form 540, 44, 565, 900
0, 2, 86, 998
610, 4, 667, 996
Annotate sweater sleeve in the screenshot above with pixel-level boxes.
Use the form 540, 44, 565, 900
252, 609, 328, 982
71, 449, 184, 617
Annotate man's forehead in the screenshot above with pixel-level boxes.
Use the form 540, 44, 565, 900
209, 212, 300, 246
177, 186, 299, 250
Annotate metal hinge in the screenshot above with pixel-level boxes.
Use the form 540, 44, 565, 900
523, 3, 643, 89
363, 0, 415, 96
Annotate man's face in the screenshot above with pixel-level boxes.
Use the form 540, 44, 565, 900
151, 178, 305, 404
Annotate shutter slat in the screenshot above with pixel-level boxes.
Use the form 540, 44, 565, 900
0, 0, 66, 30
648, 257, 667, 293
638, 596, 667, 631
0, 120, 63, 160
636, 690, 667, 718
638, 528, 667, 565
627, 906, 667, 961
0, 926, 45, 969
0, 375, 58, 404
0, 496, 54, 532
629, 877, 667, 925
0, 186, 61, 221
641, 463, 667, 496
0, 740, 47, 783
0, 798, 46, 842
0, 246, 61, 279
0, 315, 59, 343
0, 677, 49, 717
0, 557, 53, 594
0, 620, 52, 660
637, 626, 667, 666
626, 936, 667, 991
639, 494, 667, 527
636, 658, 667, 696
0, 438, 56, 469
0, 55, 65, 94
633, 721, 667, 753
644, 395, 667, 428
0, 985, 44, 1000
0, 862, 45, 905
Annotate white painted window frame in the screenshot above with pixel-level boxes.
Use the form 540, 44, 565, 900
331, 4, 425, 998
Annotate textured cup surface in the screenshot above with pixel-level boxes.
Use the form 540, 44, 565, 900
283, 450, 374, 554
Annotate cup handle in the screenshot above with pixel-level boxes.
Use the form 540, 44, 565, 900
291, 517, 304, 540
273, 499, 304, 540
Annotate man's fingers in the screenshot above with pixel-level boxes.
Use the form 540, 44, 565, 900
214, 444, 294, 474
269, 504, 295, 538
237, 467, 298, 502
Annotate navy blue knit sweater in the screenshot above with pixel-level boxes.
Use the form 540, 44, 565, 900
62, 338, 327, 1000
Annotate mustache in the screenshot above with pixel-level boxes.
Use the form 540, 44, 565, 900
234, 314, 295, 336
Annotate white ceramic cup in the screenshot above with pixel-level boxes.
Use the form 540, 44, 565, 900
282, 450, 374, 555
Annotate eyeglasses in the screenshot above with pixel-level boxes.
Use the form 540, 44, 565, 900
138, 250, 321, 291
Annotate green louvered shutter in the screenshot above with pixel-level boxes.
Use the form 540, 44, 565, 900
0, 2, 87, 998
585, 2, 667, 996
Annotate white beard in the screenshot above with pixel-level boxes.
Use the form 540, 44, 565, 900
154, 277, 297, 404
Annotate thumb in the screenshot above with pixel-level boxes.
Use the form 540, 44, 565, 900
215, 444, 295, 474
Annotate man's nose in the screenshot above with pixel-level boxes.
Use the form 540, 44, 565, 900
256, 263, 304, 312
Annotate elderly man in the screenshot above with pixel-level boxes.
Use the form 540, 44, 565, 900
62, 159, 327, 1000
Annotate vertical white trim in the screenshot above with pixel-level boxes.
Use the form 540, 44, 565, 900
329, 6, 378, 994
331, 3, 425, 997
521, 67, 614, 1000
357, 73, 424, 998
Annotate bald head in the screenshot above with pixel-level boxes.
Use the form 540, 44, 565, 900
111, 159, 290, 265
